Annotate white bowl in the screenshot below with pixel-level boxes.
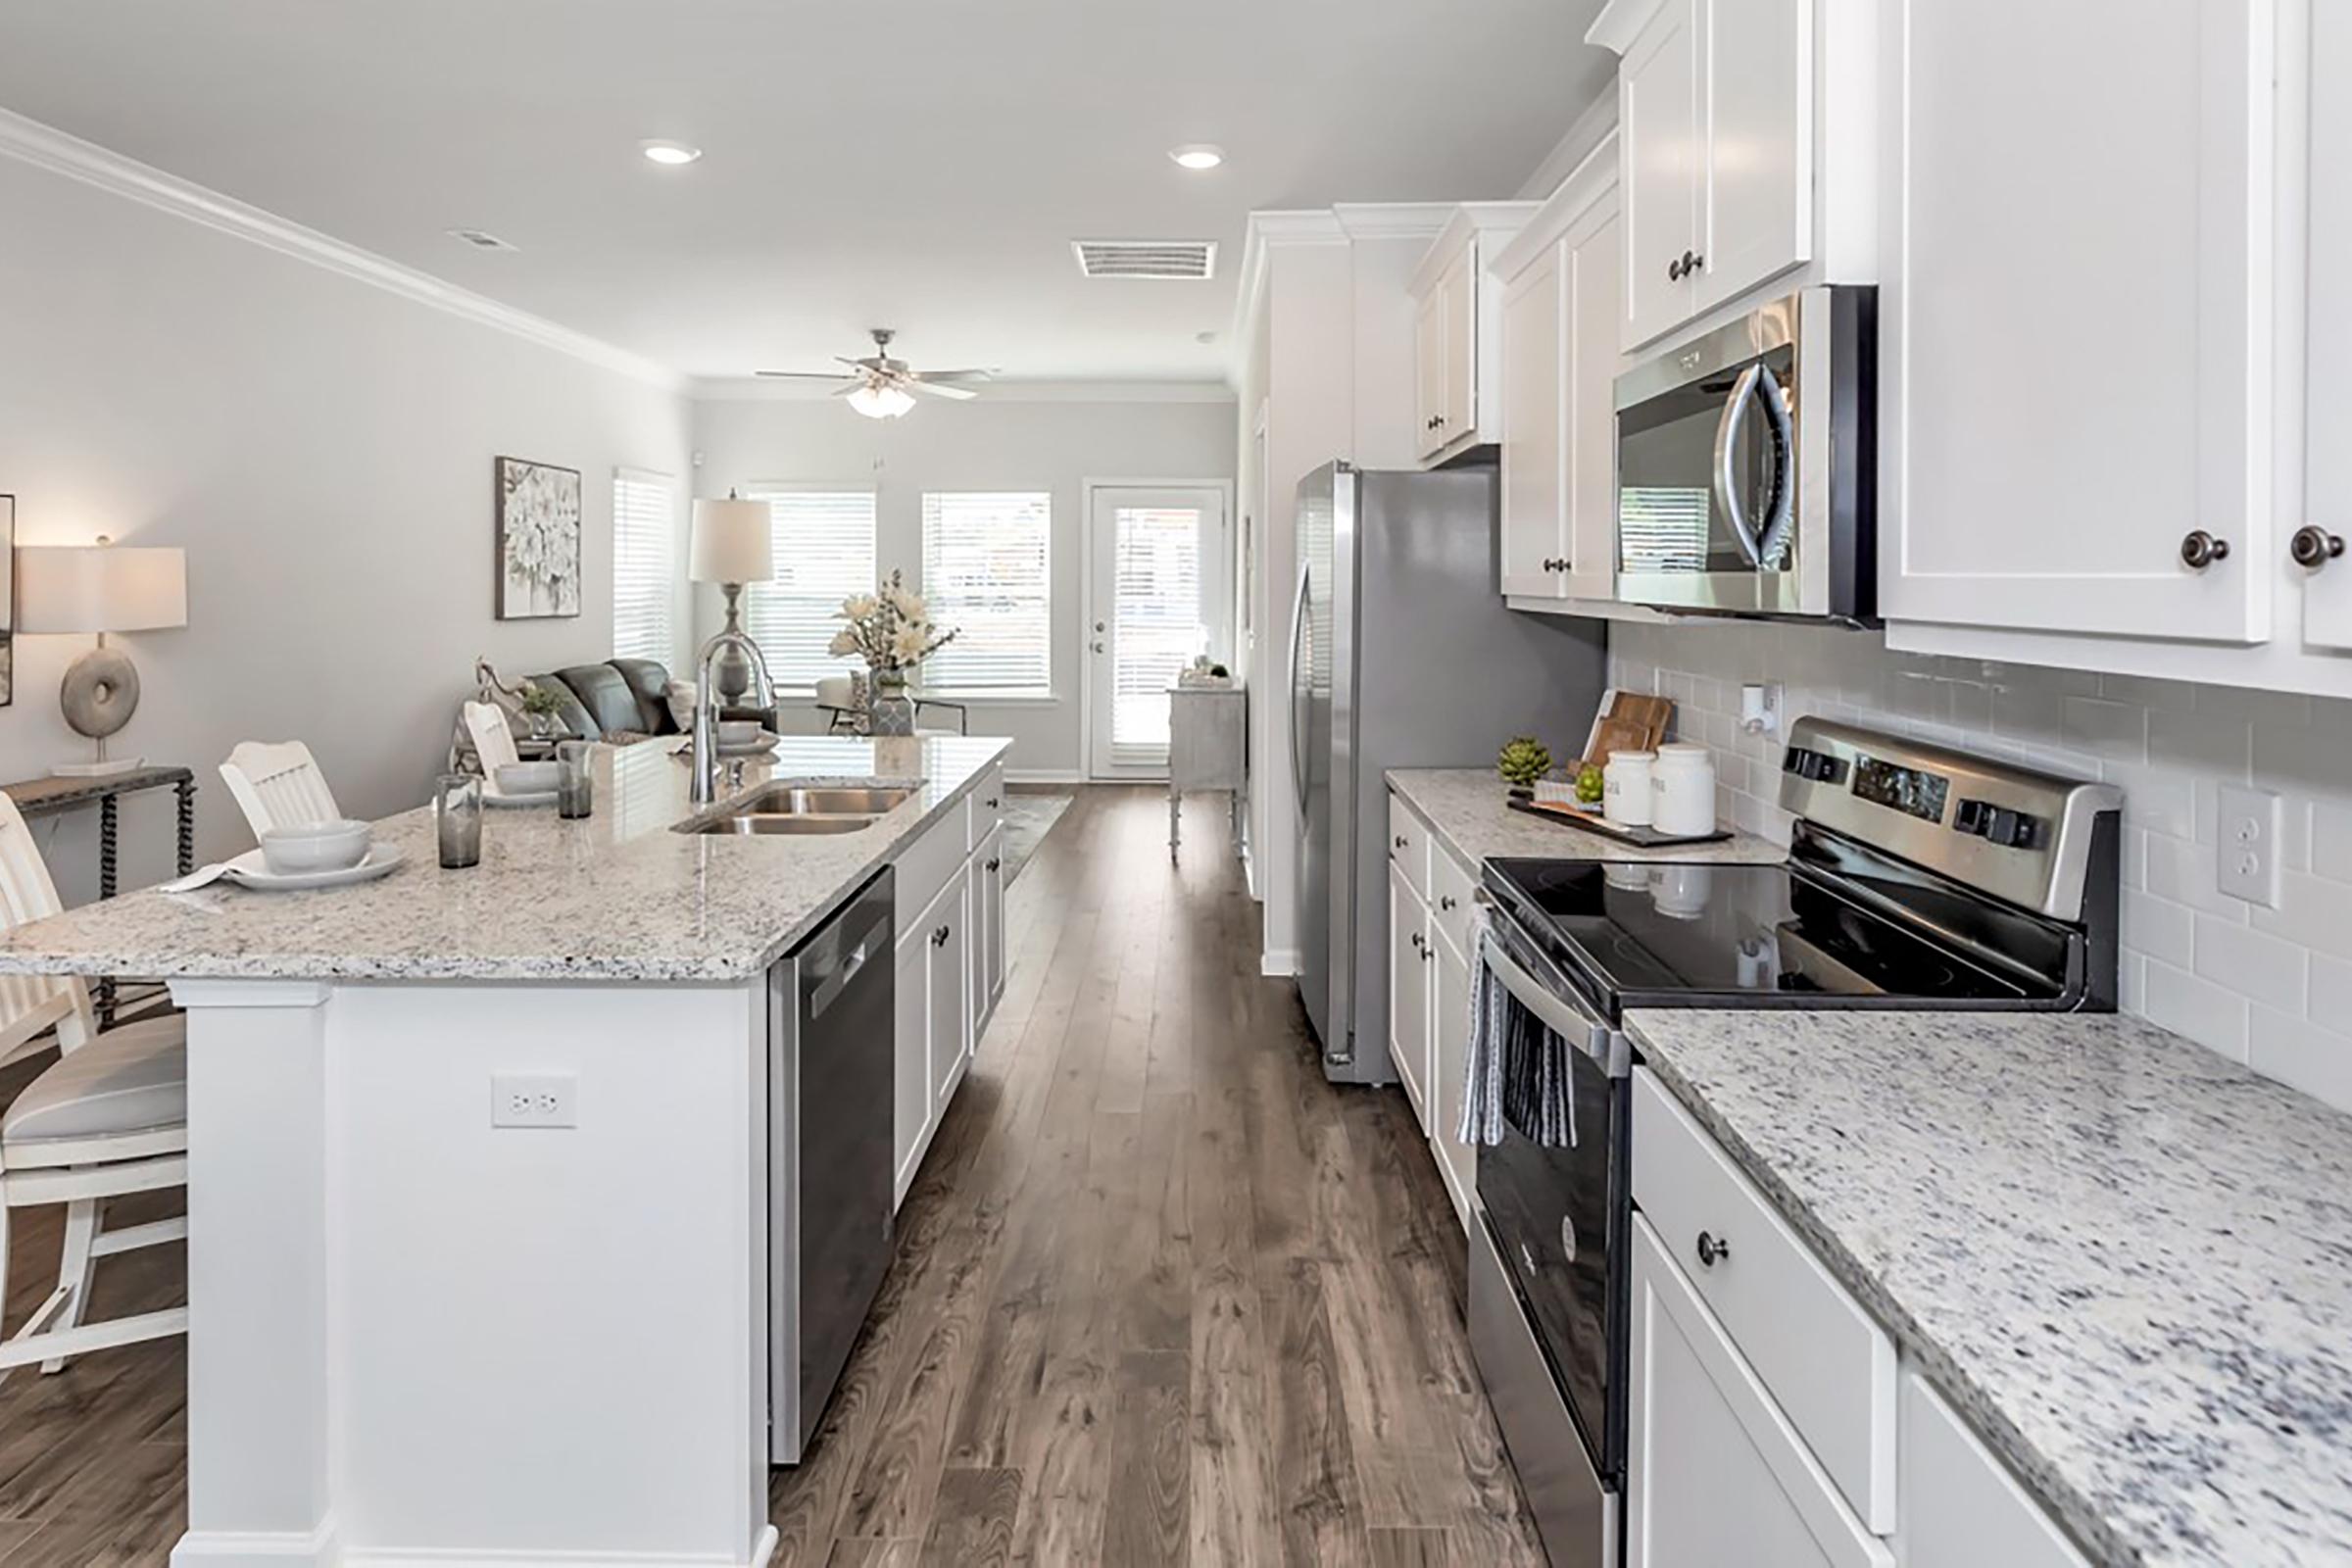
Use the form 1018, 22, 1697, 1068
495, 760, 562, 795
716, 719, 763, 748
260, 819, 372, 876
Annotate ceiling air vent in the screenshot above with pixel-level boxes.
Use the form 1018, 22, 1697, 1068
1072, 239, 1217, 280
445, 227, 518, 253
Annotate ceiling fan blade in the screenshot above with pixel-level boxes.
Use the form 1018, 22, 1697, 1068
755, 369, 854, 380
914, 369, 995, 384
830, 380, 869, 397
908, 379, 978, 401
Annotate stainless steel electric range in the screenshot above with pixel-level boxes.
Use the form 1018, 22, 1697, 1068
1466, 718, 2122, 1568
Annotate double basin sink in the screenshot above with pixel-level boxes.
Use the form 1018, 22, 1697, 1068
686, 784, 915, 837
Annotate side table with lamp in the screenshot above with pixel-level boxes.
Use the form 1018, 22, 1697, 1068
689, 491, 780, 730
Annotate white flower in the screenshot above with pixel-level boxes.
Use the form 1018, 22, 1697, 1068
840, 593, 880, 621
826, 628, 858, 657
886, 583, 924, 620
890, 625, 931, 662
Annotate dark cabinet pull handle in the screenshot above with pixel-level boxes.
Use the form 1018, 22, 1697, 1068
1440, 895, 1457, 911
986, 858, 1002, 872
1422, 944, 1435, 964
1688, 250, 1703, 273
2292, 525, 2346, 570
1695, 1230, 1731, 1268
1409, 931, 1424, 951
1667, 256, 1684, 282
2180, 530, 2230, 569
985, 797, 1000, 808
1394, 834, 1408, 849
932, 924, 952, 947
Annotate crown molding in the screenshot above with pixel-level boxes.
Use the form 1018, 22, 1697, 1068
1586, 0, 1670, 55
0, 107, 685, 393
1516, 90, 1622, 201
1329, 202, 1454, 241
691, 376, 1234, 405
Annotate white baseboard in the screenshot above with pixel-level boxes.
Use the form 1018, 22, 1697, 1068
172, 1517, 775, 1568
1004, 768, 1084, 786
172, 1515, 339, 1564
1260, 948, 1299, 977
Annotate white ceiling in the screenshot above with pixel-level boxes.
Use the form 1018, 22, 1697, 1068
0, 1, 1615, 382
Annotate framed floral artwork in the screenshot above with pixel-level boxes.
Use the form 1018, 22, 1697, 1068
495, 456, 581, 619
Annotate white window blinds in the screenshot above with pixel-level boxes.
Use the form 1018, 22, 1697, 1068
920, 492, 1052, 693
1110, 505, 1205, 756
740, 488, 877, 691
612, 468, 679, 665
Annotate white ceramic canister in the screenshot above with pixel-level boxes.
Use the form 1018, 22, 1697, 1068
1602, 750, 1656, 827
1649, 742, 1718, 837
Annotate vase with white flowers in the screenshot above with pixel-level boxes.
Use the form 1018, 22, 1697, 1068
828, 570, 958, 735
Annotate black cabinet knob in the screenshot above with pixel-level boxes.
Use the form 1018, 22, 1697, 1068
2292, 525, 2346, 570
1688, 250, 1703, 273
1695, 1230, 1731, 1268
1395, 834, 1408, 849
2180, 530, 2230, 569
931, 925, 952, 948
1440, 895, 1457, 911
1667, 256, 1685, 282
986, 858, 1002, 872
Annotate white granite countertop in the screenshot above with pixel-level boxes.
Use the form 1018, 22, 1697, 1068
1386, 767, 1786, 868
1625, 1008, 2352, 1568
0, 736, 1009, 985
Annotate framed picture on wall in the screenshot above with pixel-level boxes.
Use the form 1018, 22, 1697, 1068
0, 494, 14, 708
494, 456, 582, 619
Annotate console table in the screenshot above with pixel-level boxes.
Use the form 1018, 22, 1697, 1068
2, 765, 196, 1024
1168, 685, 1246, 858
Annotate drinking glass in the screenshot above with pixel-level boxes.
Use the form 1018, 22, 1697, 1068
557, 741, 594, 820
436, 773, 483, 868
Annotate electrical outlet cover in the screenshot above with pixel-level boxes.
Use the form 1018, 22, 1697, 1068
2216, 785, 2280, 908
491, 1072, 578, 1129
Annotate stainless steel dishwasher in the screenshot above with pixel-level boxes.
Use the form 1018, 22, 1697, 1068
768, 866, 895, 1464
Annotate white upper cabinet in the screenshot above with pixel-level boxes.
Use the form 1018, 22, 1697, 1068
1496, 134, 1625, 603
1879, 0, 2274, 645
1592, 0, 1870, 353
1409, 204, 1538, 466
2304, 0, 2352, 654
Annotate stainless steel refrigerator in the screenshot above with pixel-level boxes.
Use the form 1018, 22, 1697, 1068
1289, 462, 1607, 1084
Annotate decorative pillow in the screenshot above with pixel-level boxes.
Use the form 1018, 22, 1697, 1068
665, 680, 698, 733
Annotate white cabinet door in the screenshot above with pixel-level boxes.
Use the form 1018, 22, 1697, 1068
1694, 0, 1812, 313
892, 931, 931, 1205
1628, 1217, 1892, 1568
1388, 859, 1430, 1127
1430, 925, 1474, 1230
1443, 244, 1479, 440
1500, 239, 1569, 599
1901, 1373, 2088, 1568
2305, 0, 2352, 652
1415, 283, 1449, 460
1562, 185, 1625, 603
925, 867, 971, 1114
1880, 0, 2273, 643
1619, 0, 1700, 349
974, 826, 1007, 1039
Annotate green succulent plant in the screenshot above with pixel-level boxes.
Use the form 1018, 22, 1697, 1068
1496, 735, 1552, 788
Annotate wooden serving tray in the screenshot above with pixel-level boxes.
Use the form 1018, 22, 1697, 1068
1507, 797, 1734, 849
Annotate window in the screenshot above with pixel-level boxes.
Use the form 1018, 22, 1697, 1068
612, 468, 680, 664
1110, 503, 1206, 757
921, 492, 1052, 693
740, 487, 877, 691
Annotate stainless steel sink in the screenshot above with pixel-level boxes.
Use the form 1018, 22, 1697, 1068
682, 782, 916, 837
693, 815, 876, 836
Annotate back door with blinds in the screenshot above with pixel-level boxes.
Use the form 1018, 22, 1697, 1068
612, 468, 679, 665
1085, 484, 1229, 779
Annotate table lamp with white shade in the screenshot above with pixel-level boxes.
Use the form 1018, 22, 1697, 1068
689, 491, 774, 707
17, 538, 188, 777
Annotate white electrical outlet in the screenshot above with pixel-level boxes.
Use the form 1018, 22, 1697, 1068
2216, 785, 2281, 908
491, 1072, 577, 1129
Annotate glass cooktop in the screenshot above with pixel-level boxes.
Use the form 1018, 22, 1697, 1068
1486, 857, 2055, 1010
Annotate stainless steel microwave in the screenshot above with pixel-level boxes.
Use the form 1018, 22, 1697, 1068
1613, 285, 1876, 623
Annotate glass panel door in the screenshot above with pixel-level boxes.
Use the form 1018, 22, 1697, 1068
1086, 485, 1229, 779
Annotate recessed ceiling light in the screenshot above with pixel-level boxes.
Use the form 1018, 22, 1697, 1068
1169, 144, 1225, 172
641, 140, 703, 167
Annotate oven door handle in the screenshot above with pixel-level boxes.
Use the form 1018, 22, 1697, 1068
1480, 928, 1627, 1079
1712, 361, 1796, 571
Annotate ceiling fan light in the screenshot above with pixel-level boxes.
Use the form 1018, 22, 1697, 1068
848, 383, 914, 419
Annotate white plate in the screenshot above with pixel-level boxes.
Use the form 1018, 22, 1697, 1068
718, 732, 781, 757
485, 789, 559, 808
222, 844, 407, 892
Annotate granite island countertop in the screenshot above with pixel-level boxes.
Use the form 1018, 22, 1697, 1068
1625, 1007, 2352, 1568
0, 735, 1009, 985
1386, 767, 1787, 868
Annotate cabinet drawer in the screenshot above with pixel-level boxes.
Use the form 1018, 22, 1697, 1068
1387, 793, 1430, 901
1632, 1068, 1896, 1533
1901, 1373, 2087, 1568
894, 806, 969, 934
1429, 842, 1478, 957
966, 763, 1005, 853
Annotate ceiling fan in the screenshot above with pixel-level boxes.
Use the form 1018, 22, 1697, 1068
755, 328, 994, 418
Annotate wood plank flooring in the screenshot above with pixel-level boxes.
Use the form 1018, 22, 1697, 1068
0, 784, 1544, 1565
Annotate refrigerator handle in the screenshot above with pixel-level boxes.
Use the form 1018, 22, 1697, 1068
1287, 562, 1311, 814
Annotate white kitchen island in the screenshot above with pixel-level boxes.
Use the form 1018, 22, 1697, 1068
0, 735, 1011, 1568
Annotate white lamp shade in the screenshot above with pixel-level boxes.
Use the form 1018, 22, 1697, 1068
689, 497, 775, 584
16, 545, 188, 633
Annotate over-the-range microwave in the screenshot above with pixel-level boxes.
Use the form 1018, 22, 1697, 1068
1613, 285, 1877, 624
